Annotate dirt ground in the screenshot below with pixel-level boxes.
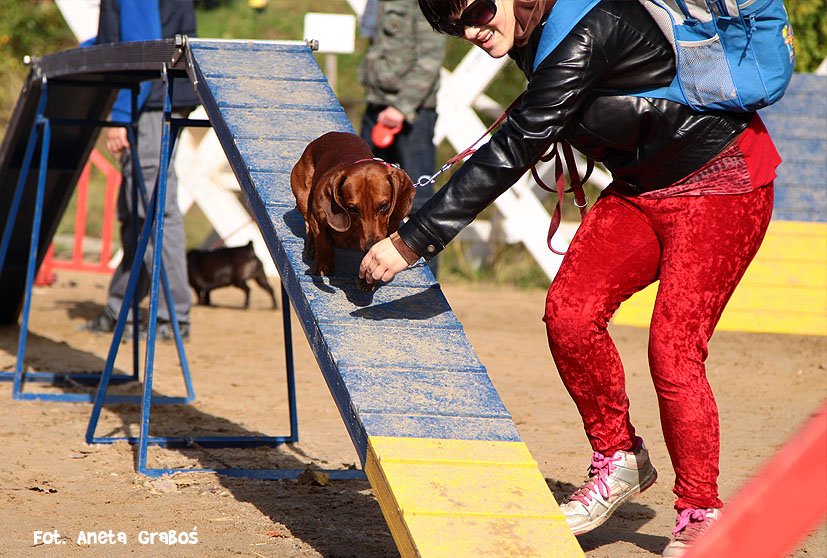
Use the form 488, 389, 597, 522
0, 270, 824, 557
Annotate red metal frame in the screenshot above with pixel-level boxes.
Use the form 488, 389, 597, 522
35, 149, 121, 285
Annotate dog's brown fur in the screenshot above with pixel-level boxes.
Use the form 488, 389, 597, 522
186, 241, 278, 309
290, 131, 415, 277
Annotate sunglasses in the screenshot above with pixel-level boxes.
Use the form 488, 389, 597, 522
440, 0, 498, 37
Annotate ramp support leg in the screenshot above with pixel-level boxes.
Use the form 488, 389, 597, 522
85, 66, 358, 480
3, 81, 188, 402
12, 98, 52, 399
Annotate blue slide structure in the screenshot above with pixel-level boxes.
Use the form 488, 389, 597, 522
0, 38, 583, 556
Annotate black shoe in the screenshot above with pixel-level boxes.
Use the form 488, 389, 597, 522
84, 312, 116, 333
157, 320, 190, 342
121, 320, 148, 343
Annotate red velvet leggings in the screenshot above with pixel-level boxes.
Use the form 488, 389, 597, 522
544, 184, 774, 510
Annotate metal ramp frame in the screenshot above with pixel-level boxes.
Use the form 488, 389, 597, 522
0, 39, 334, 480
0, 45, 191, 402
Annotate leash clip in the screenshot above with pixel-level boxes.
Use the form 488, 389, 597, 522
415, 162, 452, 189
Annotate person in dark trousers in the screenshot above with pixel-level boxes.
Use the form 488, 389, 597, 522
86, 0, 199, 341
359, 1, 780, 555
358, 0, 446, 277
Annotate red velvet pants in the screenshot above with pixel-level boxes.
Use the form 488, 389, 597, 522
544, 184, 774, 510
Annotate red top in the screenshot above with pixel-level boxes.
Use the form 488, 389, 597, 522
640, 114, 781, 198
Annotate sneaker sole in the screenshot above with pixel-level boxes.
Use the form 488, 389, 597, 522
570, 466, 659, 536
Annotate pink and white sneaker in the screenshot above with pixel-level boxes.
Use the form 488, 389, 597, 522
662, 507, 722, 557
560, 437, 658, 535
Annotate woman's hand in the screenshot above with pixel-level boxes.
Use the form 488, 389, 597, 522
378, 106, 405, 129
359, 235, 410, 286
105, 127, 129, 157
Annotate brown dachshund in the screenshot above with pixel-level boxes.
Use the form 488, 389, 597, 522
291, 131, 415, 277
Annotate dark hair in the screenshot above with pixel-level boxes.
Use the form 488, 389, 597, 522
418, 0, 468, 33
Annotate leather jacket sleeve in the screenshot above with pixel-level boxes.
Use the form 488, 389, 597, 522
398, 5, 610, 258
398, 0, 750, 259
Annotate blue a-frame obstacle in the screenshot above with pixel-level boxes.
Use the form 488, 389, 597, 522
0, 78, 193, 405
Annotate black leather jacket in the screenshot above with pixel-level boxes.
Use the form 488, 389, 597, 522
399, 0, 752, 259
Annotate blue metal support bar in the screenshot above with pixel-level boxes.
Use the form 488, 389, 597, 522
12, 92, 52, 399
283, 282, 299, 442
85, 82, 194, 435
135, 64, 176, 474
0, 83, 138, 394
2, 82, 190, 402
81, 66, 336, 480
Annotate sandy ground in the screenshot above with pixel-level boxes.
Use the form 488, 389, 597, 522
0, 270, 825, 557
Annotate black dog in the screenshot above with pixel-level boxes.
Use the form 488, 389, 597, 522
187, 241, 278, 309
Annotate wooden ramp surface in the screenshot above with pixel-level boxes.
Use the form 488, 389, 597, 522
188, 39, 582, 558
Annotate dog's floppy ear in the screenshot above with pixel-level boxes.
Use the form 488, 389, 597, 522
387, 167, 415, 231
316, 169, 351, 232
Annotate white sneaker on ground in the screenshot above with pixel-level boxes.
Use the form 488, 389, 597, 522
662, 507, 721, 557
560, 436, 658, 535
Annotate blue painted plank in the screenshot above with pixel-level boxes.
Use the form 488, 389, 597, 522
342, 367, 510, 418
762, 114, 826, 141
249, 171, 294, 207
217, 107, 352, 141
189, 40, 324, 81
761, 74, 827, 116
774, 185, 826, 223
203, 76, 340, 110
305, 284, 461, 328
775, 162, 826, 187
359, 413, 522, 442
189, 39, 522, 461
234, 137, 317, 173
761, 93, 827, 117
761, 73, 826, 223
321, 323, 484, 372
774, 208, 824, 222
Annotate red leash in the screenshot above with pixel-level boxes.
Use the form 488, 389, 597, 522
419, 94, 594, 255
531, 142, 592, 255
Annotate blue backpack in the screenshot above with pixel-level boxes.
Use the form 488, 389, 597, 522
534, 0, 796, 111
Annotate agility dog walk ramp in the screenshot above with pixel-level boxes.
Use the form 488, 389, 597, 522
187, 38, 582, 558
0, 37, 582, 557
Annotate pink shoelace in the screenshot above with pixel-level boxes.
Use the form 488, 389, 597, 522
569, 452, 621, 505
673, 508, 713, 538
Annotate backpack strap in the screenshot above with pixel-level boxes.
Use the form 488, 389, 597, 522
533, 0, 603, 72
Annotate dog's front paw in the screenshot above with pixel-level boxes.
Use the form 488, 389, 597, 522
303, 238, 315, 261
356, 276, 377, 292
311, 259, 334, 277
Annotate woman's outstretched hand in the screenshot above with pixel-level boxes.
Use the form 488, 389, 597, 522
359, 235, 410, 287
105, 127, 129, 157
